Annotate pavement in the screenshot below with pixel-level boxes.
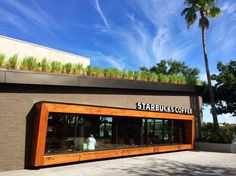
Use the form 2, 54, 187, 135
0, 151, 236, 176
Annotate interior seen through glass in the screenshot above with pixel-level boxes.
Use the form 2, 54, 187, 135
45, 113, 189, 155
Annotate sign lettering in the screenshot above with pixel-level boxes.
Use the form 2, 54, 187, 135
136, 102, 193, 114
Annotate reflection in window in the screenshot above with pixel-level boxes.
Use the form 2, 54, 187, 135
45, 113, 186, 155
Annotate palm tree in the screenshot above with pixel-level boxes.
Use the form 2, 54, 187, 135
181, 0, 221, 131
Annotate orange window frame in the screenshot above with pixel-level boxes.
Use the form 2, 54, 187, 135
31, 102, 194, 167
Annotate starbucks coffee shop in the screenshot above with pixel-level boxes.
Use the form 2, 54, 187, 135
0, 69, 203, 171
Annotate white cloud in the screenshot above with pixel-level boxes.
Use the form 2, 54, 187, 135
5, 0, 58, 36
0, 7, 29, 33
136, 0, 181, 28
207, 1, 236, 61
87, 0, 202, 69
81, 50, 125, 70
94, 0, 110, 30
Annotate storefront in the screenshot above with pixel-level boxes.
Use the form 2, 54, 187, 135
0, 70, 203, 171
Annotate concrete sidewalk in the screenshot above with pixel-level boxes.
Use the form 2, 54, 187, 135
0, 151, 236, 176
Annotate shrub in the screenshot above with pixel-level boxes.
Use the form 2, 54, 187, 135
186, 76, 197, 85
169, 74, 178, 84
121, 69, 127, 79
94, 67, 104, 77
6, 54, 18, 69
0, 54, 204, 86
111, 68, 120, 78
63, 63, 72, 74
50, 61, 61, 73
178, 76, 187, 84
87, 66, 94, 76
72, 63, 83, 75
196, 80, 204, 86
133, 71, 140, 80
0, 53, 5, 67
20, 56, 37, 71
149, 72, 158, 82
140, 70, 148, 81
159, 74, 169, 83
40, 58, 50, 72
202, 122, 236, 143
104, 68, 112, 78
127, 70, 133, 80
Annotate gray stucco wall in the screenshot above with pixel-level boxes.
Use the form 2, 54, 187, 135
0, 88, 202, 171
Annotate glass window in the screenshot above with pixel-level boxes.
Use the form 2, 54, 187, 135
116, 117, 143, 148
44, 112, 187, 155
45, 113, 79, 155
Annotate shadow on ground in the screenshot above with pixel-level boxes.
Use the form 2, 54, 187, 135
108, 158, 236, 176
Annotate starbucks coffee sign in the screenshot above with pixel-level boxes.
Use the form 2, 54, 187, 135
136, 102, 193, 114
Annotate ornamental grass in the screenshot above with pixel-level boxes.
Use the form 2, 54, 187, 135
0, 53, 204, 85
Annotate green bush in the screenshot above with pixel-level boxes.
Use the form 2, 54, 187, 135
178, 76, 187, 84
0, 54, 204, 85
111, 68, 120, 78
0, 53, 5, 67
186, 76, 197, 85
87, 66, 94, 76
140, 70, 148, 81
6, 54, 18, 69
72, 63, 84, 75
149, 72, 158, 82
63, 63, 72, 74
20, 56, 38, 71
121, 69, 127, 79
94, 67, 104, 77
133, 71, 140, 80
202, 122, 236, 143
40, 58, 50, 72
127, 70, 133, 80
159, 73, 169, 83
50, 61, 61, 73
104, 68, 112, 78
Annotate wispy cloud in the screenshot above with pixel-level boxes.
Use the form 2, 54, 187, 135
109, 2, 196, 69
94, 0, 110, 30
136, 0, 182, 28
207, 1, 236, 63
4, 0, 58, 36
80, 50, 125, 70
0, 7, 29, 33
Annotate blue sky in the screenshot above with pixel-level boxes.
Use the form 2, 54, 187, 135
0, 0, 235, 123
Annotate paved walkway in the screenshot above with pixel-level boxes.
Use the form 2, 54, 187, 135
0, 151, 236, 176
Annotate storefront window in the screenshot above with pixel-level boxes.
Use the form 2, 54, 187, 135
45, 113, 79, 154
116, 117, 143, 148
45, 113, 186, 155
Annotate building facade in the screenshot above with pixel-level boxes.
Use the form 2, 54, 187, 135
0, 69, 203, 171
0, 35, 90, 67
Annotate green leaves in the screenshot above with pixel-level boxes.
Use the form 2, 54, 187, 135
182, 0, 221, 29
20, 56, 38, 71
6, 54, 18, 69
0, 52, 203, 85
0, 53, 5, 67
147, 59, 200, 80
212, 60, 236, 116
207, 6, 222, 18
202, 122, 236, 143
40, 58, 50, 72
50, 61, 61, 73
181, 7, 197, 28
181, 8, 191, 16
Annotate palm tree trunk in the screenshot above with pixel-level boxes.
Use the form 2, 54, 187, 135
201, 26, 219, 131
